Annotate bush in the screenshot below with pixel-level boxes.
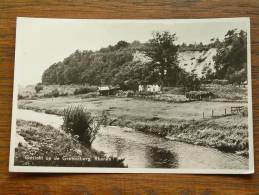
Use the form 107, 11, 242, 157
137, 91, 156, 96
51, 89, 59, 97
18, 94, 26, 100
43, 89, 59, 98
178, 71, 201, 91
62, 105, 101, 148
35, 83, 43, 93
74, 86, 97, 95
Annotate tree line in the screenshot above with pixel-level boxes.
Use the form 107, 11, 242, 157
42, 29, 247, 90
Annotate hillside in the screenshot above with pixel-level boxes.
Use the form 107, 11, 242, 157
178, 48, 216, 78
134, 48, 217, 78
42, 45, 217, 86
42, 41, 143, 86
41, 29, 247, 88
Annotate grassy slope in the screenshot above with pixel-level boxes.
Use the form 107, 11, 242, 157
103, 114, 249, 157
18, 96, 249, 156
15, 120, 125, 167
203, 84, 247, 100
166, 115, 249, 156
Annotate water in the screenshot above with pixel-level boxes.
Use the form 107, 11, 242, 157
17, 109, 63, 129
16, 109, 248, 169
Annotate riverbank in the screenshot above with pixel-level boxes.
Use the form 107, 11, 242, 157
103, 114, 249, 157
15, 120, 126, 167
18, 96, 249, 157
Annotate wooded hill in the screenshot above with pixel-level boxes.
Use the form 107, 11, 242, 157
42, 29, 247, 90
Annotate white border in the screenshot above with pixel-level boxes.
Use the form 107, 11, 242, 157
9, 17, 254, 174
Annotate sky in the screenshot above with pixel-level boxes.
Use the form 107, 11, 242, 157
15, 17, 249, 86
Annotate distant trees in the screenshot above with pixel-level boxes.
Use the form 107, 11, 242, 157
112, 61, 144, 90
213, 29, 247, 85
178, 42, 209, 52
42, 46, 135, 86
209, 38, 222, 48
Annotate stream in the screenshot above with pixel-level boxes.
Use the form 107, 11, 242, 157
16, 109, 248, 169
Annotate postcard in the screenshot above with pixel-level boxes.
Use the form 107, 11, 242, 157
9, 17, 254, 173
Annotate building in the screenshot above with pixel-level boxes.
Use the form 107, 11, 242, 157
98, 86, 120, 96
138, 85, 161, 93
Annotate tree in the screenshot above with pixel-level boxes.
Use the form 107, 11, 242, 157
35, 83, 43, 93
228, 68, 247, 85
213, 29, 247, 84
114, 40, 129, 50
178, 70, 201, 91
144, 31, 179, 87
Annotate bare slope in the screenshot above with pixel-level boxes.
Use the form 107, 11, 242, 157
178, 48, 217, 78
134, 48, 217, 78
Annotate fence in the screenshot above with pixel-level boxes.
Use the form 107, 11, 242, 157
231, 106, 244, 114
202, 106, 245, 119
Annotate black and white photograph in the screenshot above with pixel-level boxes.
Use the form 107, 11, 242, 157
9, 17, 253, 173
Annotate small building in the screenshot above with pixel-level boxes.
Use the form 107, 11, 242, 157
98, 86, 120, 96
138, 85, 161, 93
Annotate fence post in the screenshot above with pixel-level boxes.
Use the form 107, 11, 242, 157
212, 109, 214, 117
225, 108, 226, 116
203, 112, 204, 119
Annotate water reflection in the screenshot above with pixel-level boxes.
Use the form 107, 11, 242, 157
93, 134, 179, 168
93, 126, 248, 169
146, 147, 178, 168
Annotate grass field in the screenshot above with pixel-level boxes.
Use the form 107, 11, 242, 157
19, 96, 247, 121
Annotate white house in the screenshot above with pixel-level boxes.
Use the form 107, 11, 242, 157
138, 85, 161, 93
98, 86, 110, 91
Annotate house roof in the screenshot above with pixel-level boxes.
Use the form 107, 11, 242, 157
98, 86, 120, 91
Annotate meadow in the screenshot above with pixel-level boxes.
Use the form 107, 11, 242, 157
19, 95, 246, 121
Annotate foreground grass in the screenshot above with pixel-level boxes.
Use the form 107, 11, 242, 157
15, 120, 126, 167
166, 116, 249, 157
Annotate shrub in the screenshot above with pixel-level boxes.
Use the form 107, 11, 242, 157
137, 91, 156, 96
62, 105, 101, 148
44, 89, 59, 98
74, 86, 97, 95
178, 71, 201, 91
18, 94, 25, 100
51, 89, 59, 97
35, 83, 43, 93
